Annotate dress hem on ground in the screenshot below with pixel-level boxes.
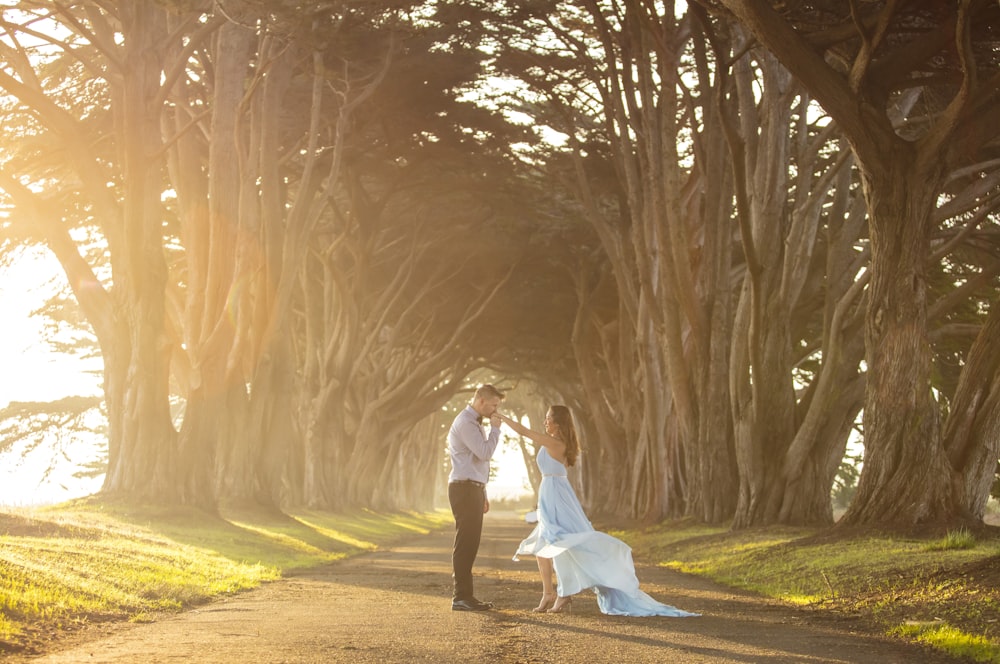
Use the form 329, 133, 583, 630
514, 448, 699, 618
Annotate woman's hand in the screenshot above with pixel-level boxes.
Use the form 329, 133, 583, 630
496, 413, 528, 437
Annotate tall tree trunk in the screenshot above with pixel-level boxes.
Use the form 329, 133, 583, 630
570, 285, 631, 515
689, 10, 738, 524
842, 151, 955, 525
171, 16, 257, 509
944, 303, 1000, 520
728, 50, 798, 528
103, 2, 187, 503
397, 417, 442, 511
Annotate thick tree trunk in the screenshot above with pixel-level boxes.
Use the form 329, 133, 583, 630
345, 415, 391, 508
102, 3, 189, 504
730, 284, 798, 528
206, 382, 253, 502
695, 294, 738, 524
631, 310, 670, 519
102, 324, 179, 501
299, 386, 346, 511
300, 428, 338, 511
841, 152, 956, 526
179, 382, 244, 506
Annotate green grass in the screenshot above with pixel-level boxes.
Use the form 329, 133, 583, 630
0, 498, 451, 654
893, 623, 1000, 664
925, 528, 978, 551
614, 520, 1000, 663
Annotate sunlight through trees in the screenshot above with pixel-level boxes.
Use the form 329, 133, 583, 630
0, 1, 997, 530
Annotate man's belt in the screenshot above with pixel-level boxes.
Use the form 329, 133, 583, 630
450, 479, 485, 488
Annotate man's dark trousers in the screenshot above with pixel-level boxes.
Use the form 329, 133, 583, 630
449, 481, 485, 601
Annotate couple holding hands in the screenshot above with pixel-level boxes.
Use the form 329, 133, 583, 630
447, 384, 698, 618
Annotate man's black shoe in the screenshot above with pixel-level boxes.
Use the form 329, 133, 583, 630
452, 598, 492, 611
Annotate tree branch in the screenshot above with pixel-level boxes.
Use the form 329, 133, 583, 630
712, 0, 889, 159
918, 0, 976, 162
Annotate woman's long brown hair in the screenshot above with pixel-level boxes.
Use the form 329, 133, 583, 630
549, 405, 579, 466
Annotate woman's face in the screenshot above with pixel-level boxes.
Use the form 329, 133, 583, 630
544, 410, 558, 436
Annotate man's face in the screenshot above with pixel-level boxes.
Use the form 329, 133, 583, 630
478, 396, 502, 416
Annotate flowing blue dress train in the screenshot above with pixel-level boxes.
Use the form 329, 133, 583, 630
514, 447, 699, 617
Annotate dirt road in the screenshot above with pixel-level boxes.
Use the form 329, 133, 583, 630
20, 512, 960, 663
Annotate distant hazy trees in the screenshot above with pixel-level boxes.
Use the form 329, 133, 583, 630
0, 1, 559, 510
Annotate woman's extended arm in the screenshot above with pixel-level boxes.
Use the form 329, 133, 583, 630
497, 413, 566, 458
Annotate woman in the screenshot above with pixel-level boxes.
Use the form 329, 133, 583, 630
498, 406, 698, 617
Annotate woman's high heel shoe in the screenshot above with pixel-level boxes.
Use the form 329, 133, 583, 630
547, 596, 573, 613
532, 593, 556, 612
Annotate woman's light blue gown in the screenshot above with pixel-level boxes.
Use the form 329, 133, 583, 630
514, 447, 699, 617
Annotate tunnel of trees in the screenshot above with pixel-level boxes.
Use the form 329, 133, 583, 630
0, 0, 997, 530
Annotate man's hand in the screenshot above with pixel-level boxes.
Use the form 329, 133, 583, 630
489, 413, 502, 428
483, 495, 490, 514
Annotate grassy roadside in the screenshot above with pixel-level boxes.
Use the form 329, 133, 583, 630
613, 520, 1000, 664
5, 501, 1000, 662
0, 498, 452, 656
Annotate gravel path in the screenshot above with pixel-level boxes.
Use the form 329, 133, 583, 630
22, 512, 961, 663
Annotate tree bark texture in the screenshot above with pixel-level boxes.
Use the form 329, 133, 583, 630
944, 303, 1000, 520
842, 150, 955, 525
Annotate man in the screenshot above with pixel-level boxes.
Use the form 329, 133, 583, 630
447, 384, 504, 611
